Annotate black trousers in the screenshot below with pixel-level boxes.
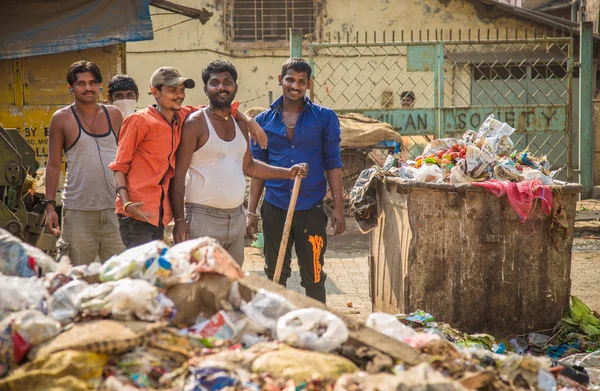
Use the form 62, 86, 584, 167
261, 200, 328, 303
118, 215, 164, 249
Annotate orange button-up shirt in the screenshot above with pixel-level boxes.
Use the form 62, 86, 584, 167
109, 105, 200, 227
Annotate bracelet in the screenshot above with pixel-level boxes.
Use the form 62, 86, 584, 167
115, 186, 128, 198
42, 199, 57, 207
247, 211, 259, 218
175, 218, 187, 223
123, 201, 134, 212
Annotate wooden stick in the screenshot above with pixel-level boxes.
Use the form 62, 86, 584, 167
273, 176, 302, 283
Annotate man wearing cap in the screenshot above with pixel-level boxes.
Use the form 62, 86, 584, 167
110, 66, 267, 248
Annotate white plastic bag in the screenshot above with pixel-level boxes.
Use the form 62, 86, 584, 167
48, 279, 89, 325
366, 312, 416, 341
477, 115, 515, 156
450, 161, 473, 184
100, 240, 168, 284
10, 309, 61, 345
0, 229, 34, 277
422, 138, 465, 156
413, 164, 444, 183
240, 289, 296, 331
276, 308, 349, 352
522, 168, 555, 185
0, 275, 48, 321
79, 279, 170, 322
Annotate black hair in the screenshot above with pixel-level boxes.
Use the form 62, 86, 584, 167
202, 60, 238, 85
66, 60, 102, 85
281, 58, 312, 80
400, 91, 415, 100
108, 74, 139, 97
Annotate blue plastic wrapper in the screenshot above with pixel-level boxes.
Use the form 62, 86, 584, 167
185, 367, 238, 391
405, 310, 435, 325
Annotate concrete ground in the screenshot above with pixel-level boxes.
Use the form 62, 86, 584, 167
243, 211, 600, 325
243, 216, 372, 321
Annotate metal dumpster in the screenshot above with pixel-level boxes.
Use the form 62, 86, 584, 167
368, 177, 583, 337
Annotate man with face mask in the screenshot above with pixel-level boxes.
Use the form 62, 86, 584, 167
110, 66, 269, 248
169, 60, 307, 265
107, 74, 139, 117
45, 61, 125, 265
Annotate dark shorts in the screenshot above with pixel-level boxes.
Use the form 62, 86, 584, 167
261, 200, 328, 303
118, 215, 164, 249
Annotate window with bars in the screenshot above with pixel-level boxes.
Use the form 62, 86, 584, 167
230, 0, 318, 42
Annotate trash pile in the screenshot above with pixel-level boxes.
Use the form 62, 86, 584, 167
349, 114, 570, 231
397, 115, 560, 186
1, 228, 599, 391
367, 298, 600, 391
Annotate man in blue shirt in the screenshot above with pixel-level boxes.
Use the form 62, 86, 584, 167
247, 58, 346, 303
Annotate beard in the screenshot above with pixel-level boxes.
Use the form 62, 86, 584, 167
209, 92, 235, 109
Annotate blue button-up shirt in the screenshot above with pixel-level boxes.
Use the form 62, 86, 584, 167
251, 95, 343, 211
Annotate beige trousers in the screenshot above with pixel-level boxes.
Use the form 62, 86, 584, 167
185, 203, 246, 266
56, 208, 125, 266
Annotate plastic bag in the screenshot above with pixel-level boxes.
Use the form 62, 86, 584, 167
522, 168, 555, 185
366, 313, 416, 341
240, 289, 296, 332
422, 138, 465, 156
169, 237, 245, 281
413, 163, 443, 183
0, 228, 35, 277
466, 144, 495, 175
69, 262, 102, 280
477, 115, 515, 156
48, 279, 89, 325
276, 308, 349, 352
0, 275, 48, 321
100, 240, 169, 284
399, 164, 418, 180
185, 310, 243, 341
494, 161, 524, 182
10, 310, 61, 345
79, 279, 172, 322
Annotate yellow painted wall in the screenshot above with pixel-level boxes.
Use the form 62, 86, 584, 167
126, 0, 543, 112
0, 46, 124, 168
0, 46, 124, 201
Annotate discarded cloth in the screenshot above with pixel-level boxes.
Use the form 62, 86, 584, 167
472, 179, 553, 222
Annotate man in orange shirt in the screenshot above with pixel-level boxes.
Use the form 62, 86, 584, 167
110, 67, 266, 248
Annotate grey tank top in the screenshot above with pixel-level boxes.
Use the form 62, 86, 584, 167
61, 105, 118, 211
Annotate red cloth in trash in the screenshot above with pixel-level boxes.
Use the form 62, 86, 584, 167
472, 180, 553, 222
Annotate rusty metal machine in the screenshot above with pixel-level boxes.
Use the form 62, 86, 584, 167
0, 126, 55, 250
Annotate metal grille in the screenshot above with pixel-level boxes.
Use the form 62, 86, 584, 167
231, 0, 316, 42
308, 30, 575, 178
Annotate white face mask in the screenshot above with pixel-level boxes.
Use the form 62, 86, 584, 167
113, 99, 137, 118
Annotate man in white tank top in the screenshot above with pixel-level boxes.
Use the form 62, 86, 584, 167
45, 61, 125, 265
169, 60, 307, 265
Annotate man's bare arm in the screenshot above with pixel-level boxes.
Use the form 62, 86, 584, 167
106, 105, 124, 139
326, 168, 346, 235
240, 124, 293, 180
169, 116, 200, 221
44, 111, 65, 235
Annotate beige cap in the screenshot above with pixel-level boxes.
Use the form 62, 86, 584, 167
149, 66, 195, 89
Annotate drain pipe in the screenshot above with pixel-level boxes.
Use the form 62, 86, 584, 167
572, 0, 580, 22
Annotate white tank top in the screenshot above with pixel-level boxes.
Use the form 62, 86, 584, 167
184, 108, 247, 208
